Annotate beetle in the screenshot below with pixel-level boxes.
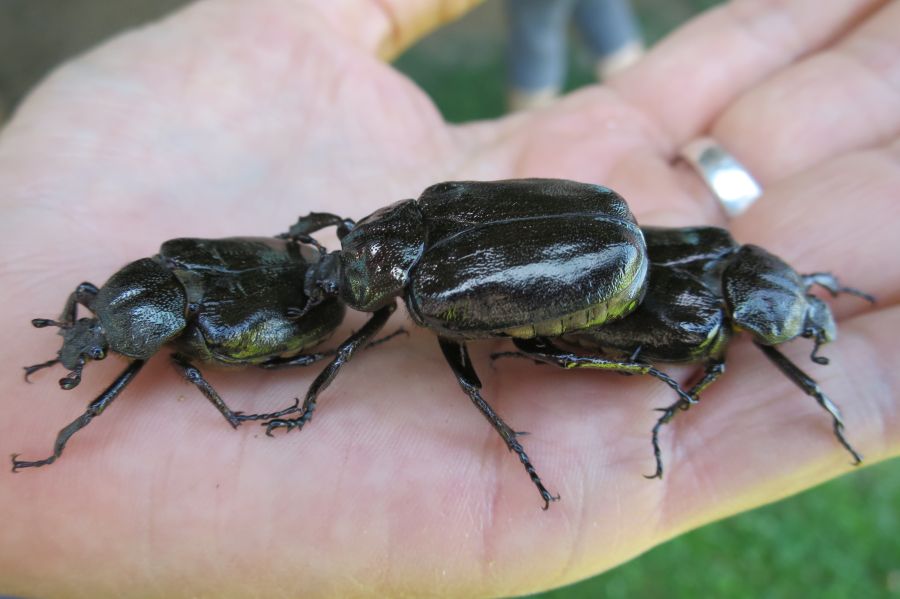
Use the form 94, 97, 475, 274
264, 179, 696, 508
498, 226, 874, 479
12, 235, 358, 470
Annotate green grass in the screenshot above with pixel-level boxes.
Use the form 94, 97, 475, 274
394, 2, 900, 596
533, 461, 900, 598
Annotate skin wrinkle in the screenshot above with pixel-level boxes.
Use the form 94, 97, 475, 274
841, 4, 900, 89
479, 360, 503, 593
657, 374, 730, 536
370, 0, 400, 50
553, 448, 590, 590
835, 48, 900, 127
848, 309, 898, 457
726, 0, 802, 60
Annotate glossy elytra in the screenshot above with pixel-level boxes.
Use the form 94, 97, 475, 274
267, 179, 696, 509
499, 226, 874, 479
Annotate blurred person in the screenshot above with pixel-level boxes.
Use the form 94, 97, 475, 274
506, 0, 644, 110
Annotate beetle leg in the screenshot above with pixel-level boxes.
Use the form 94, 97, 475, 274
801, 273, 875, 303
257, 350, 337, 370
11, 360, 145, 471
170, 354, 297, 427
263, 302, 396, 436
512, 338, 697, 406
58, 282, 101, 323
280, 212, 356, 240
259, 329, 408, 370
754, 343, 863, 465
23, 358, 60, 382
438, 336, 559, 510
645, 360, 725, 480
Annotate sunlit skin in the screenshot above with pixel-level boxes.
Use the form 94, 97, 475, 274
0, 1, 898, 597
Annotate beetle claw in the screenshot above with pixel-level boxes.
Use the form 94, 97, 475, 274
263, 414, 308, 437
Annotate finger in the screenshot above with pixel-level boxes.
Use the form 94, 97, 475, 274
324, 0, 485, 60
611, 0, 887, 143
709, 0, 900, 183
730, 137, 900, 314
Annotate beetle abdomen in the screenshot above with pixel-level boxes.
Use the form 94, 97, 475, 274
570, 265, 730, 362
160, 238, 345, 364
406, 216, 647, 338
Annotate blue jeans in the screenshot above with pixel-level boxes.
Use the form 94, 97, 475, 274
505, 0, 642, 91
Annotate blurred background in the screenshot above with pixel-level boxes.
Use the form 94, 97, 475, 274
1, 1, 898, 597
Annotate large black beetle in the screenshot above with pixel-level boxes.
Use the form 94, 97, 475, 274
270, 179, 695, 508
501, 226, 874, 479
12, 236, 353, 470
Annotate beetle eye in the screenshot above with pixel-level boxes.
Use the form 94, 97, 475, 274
89, 347, 106, 360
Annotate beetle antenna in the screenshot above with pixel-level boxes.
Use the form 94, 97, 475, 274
32, 318, 71, 329
58, 358, 85, 390
808, 334, 829, 366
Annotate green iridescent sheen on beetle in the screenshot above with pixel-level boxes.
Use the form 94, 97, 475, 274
269, 179, 697, 509
501, 226, 874, 481
13, 237, 348, 471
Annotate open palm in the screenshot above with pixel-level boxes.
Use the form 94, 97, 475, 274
1, 1, 897, 597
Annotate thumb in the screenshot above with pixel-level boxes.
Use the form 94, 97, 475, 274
321, 0, 486, 60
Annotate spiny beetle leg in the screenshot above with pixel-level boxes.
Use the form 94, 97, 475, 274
262, 303, 396, 437
280, 212, 356, 240
259, 328, 408, 370
23, 359, 60, 382
645, 360, 725, 480
511, 337, 697, 407
802, 273, 876, 303
59, 282, 100, 323
171, 353, 297, 428
755, 343, 863, 464
11, 360, 145, 471
439, 336, 559, 510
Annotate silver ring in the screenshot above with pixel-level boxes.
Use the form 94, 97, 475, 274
678, 137, 762, 218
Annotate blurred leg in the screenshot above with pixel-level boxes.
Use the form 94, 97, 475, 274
573, 0, 644, 79
504, 0, 576, 110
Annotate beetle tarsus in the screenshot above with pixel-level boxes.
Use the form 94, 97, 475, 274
644, 361, 724, 479
802, 272, 876, 303
755, 343, 863, 464
234, 398, 303, 423
439, 337, 558, 509
12, 361, 144, 470
644, 399, 685, 479
264, 412, 311, 437
262, 303, 396, 437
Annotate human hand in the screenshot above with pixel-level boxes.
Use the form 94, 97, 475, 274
1, 0, 897, 597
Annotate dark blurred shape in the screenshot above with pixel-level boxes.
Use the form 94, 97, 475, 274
505, 0, 644, 111
0, 0, 188, 116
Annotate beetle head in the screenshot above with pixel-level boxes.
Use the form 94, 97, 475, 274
27, 317, 109, 389
801, 295, 837, 365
